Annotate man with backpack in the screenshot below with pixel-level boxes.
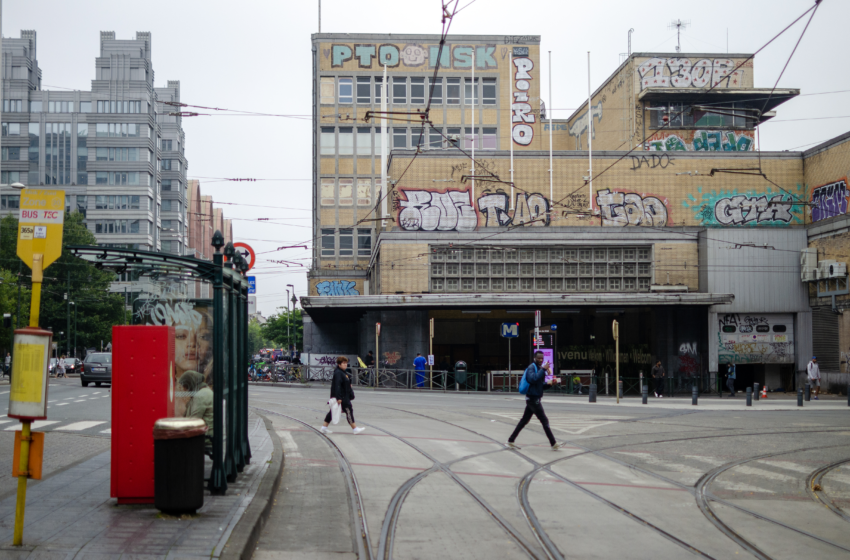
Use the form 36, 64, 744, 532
507, 350, 561, 450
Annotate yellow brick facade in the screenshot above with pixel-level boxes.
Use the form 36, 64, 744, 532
654, 243, 699, 290
378, 242, 429, 294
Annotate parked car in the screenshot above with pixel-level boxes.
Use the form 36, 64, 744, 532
62, 357, 83, 375
81, 353, 112, 387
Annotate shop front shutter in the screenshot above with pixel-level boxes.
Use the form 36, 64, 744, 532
812, 307, 839, 372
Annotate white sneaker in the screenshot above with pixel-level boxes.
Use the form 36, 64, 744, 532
552, 443, 562, 450
506, 441, 520, 449
659, 394, 663, 398
320, 426, 333, 434
654, 393, 658, 398
352, 427, 366, 435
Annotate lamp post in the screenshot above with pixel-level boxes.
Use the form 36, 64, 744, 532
73, 303, 77, 358
64, 292, 71, 357
284, 289, 291, 355
289, 289, 298, 357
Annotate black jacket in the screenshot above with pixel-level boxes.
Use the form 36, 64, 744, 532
330, 366, 354, 405
524, 363, 549, 399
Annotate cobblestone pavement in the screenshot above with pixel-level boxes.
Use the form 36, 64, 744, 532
249, 385, 850, 560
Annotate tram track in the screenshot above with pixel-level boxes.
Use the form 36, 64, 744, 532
250, 389, 850, 560
807, 458, 850, 523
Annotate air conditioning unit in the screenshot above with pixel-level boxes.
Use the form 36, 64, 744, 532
817, 260, 836, 280
801, 248, 817, 282
829, 262, 847, 278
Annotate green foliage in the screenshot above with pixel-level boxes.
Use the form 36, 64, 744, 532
248, 319, 272, 355
261, 309, 303, 350
0, 213, 125, 356
0, 269, 31, 354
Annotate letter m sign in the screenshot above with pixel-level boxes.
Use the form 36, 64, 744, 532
501, 323, 519, 338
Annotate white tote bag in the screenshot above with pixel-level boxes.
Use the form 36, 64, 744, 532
328, 398, 341, 425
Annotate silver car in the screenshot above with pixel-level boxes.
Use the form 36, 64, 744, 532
81, 353, 112, 387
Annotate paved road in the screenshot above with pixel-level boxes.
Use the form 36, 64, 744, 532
0, 377, 111, 498
249, 385, 850, 560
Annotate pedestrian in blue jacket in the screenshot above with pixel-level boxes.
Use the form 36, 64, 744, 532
507, 351, 561, 450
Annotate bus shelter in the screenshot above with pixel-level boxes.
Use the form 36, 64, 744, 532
70, 231, 250, 495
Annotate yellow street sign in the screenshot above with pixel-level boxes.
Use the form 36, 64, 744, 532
16, 189, 64, 270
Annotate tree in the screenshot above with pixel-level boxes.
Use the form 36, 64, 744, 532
248, 319, 272, 355
0, 213, 126, 356
261, 309, 303, 350
0, 268, 31, 355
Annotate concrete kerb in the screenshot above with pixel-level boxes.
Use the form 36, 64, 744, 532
220, 412, 284, 560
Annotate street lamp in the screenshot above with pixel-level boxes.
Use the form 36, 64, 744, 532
287, 284, 295, 357
72, 303, 77, 358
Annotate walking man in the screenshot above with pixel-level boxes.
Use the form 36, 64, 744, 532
507, 351, 561, 450
726, 363, 737, 397
807, 356, 821, 400
413, 352, 427, 388
651, 360, 665, 398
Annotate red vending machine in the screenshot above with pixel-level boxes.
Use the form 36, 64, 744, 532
111, 325, 175, 504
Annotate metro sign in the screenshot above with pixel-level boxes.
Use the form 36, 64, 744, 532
501, 323, 519, 338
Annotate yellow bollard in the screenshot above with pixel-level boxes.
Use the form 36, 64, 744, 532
13, 421, 31, 546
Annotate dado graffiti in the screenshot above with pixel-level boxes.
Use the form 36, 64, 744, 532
647, 130, 754, 152
811, 178, 849, 223
328, 44, 500, 69
569, 102, 603, 149
315, 280, 360, 296
638, 57, 745, 90
683, 186, 804, 227
595, 189, 669, 227
511, 48, 536, 146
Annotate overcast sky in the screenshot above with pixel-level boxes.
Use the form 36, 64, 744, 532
5, 0, 847, 316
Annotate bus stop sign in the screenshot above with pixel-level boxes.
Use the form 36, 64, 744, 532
17, 189, 65, 269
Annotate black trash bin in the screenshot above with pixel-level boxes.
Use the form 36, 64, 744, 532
153, 417, 207, 514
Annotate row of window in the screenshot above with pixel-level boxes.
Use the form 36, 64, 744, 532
320, 126, 497, 155
431, 247, 653, 263
3, 99, 148, 114
320, 177, 379, 206
321, 76, 497, 106
321, 229, 372, 257
648, 102, 751, 129
95, 147, 148, 162
161, 199, 182, 213
1, 122, 154, 139
431, 277, 653, 293
98, 67, 147, 82
430, 262, 653, 277
94, 220, 148, 234
94, 171, 150, 186
93, 195, 149, 211
161, 220, 182, 234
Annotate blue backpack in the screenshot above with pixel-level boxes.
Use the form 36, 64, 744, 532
518, 365, 534, 395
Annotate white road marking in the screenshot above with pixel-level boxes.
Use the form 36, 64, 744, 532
64, 397, 75, 400
485, 411, 619, 434
0, 420, 13, 425
92, 392, 101, 395
732, 465, 799, 483
56, 421, 107, 432
100, 428, 111, 434
715, 481, 777, 494
73, 400, 85, 403
4, 420, 59, 431
758, 460, 811, 474
683, 455, 726, 466
0, 391, 8, 395
56, 403, 69, 406
614, 451, 703, 473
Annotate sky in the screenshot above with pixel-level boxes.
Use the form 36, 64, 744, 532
5, 0, 848, 316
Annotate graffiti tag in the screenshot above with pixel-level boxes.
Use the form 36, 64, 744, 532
630, 153, 673, 171
478, 191, 550, 227
569, 102, 603, 149
511, 56, 536, 146
714, 194, 793, 225
647, 130, 754, 152
638, 57, 744, 90
811, 178, 849, 222
398, 187, 477, 232
383, 351, 401, 365
315, 280, 360, 296
596, 189, 669, 227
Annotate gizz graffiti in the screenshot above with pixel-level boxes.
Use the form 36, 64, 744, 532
315, 280, 360, 296
596, 189, 669, 227
811, 178, 849, 222
683, 186, 804, 227
478, 191, 550, 227
511, 50, 536, 146
397, 187, 477, 232
569, 102, 603, 149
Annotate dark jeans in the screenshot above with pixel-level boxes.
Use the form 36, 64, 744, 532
325, 402, 355, 425
509, 398, 556, 446
727, 378, 736, 396
654, 376, 665, 395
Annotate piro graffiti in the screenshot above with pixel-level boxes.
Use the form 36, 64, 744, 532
596, 189, 669, 227
511, 51, 536, 146
811, 178, 849, 222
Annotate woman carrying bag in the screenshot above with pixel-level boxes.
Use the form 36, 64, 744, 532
321, 356, 366, 435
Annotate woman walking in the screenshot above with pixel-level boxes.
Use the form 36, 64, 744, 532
321, 356, 366, 435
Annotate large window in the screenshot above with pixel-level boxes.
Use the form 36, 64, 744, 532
320, 127, 335, 155
2, 123, 20, 136
95, 123, 141, 137
482, 78, 497, 105
429, 246, 653, 293
3, 100, 23, 112
464, 78, 478, 105
321, 229, 335, 257
356, 178, 371, 206
410, 77, 426, 104
97, 100, 143, 113
161, 139, 173, 151
338, 78, 353, 104
29, 101, 42, 112
48, 101, 73, 113
446, 78, 460, 104
320, 77, 335, 104
95, 195, 143, 210
28, 123, 38, 185
649, 102, 751, 129
392, 77, 407, 104
77, 123, 88, 185
2, 147, 21, 161
1, 171, 21, 184
356, 128, 372, 155
356, 77, 371, 104
45, 123, 71, 185
338, 127, 353, 155
94, 220, 144, 234
482, 128, 497, 150
357, 229, 372, 256
339, 229, 353, 257
320, 178, 335, 206
1, 195, 20, 209
96, 147, 139, 162
338, 178, 353, 206
94, 171, 141, 185
393, 128, 407, 149
429, 78, 443, 104
374, 77, 384, 104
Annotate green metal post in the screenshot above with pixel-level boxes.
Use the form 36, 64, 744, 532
210, 235, 227, 495
239, 273, 251, 466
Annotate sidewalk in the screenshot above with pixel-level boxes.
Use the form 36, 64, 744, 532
0, 411, 282, 559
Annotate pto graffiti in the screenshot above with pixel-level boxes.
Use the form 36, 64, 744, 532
638, 57, 745, 90
397, 187, 477, 232
512, 51, 536, 146
647, 130, 754, 152
811, 178, 849, 222
683, 186, 804, 227
478, 191, 550, 227
569, 102, 603, 149
329, 44, 498, 69
596, 189, 669, 227
315, 280, 360, 296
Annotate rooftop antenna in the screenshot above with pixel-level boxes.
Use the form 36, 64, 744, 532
668, 19, 690, 53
